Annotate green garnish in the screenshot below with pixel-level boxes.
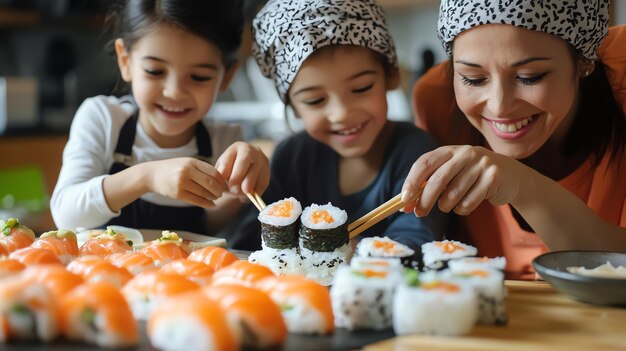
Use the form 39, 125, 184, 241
126, 240, 134, 247
280, 304, 294, 311
104, 227, 118, 236
405, 268, 420, 287
1, 218, 19, 235
11, 305, 29, 314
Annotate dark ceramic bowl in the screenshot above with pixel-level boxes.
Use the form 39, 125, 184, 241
532, 251, 626, 307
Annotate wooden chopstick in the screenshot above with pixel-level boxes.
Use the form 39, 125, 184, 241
348, 185, 425, 239
254, 192, 267, 209
245, 192, 263, 212
347, 193, 402, 232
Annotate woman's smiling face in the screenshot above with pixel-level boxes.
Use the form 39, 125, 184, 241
452, 24, 582, 159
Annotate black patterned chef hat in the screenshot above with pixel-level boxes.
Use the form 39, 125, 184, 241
438, 0, 610, 60
252, 0, 398, 102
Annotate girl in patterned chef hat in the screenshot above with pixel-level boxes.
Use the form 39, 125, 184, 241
401, 0, 626, 278
226, 0, 447, 252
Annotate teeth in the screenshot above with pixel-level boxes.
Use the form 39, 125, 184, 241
494, 115, 534, 133
337, 124, 363, 135
162, 106, 186, 113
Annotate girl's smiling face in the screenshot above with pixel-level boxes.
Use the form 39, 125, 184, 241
116, 23, 236, 148
287, 45, 397, 159
452, 24, 584, 159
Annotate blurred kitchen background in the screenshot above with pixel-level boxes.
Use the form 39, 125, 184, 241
1, 0, 625, 232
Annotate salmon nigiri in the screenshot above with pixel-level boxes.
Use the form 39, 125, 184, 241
0, 218, 35, 253
0, 259, 26, 278
30, 229, 79, 264
203, 284, 287, 348
160, 259, 214, 285
139, 231, 189, 267
211, 261, 274, 288
8, 247, 63, 266
187, 245, 238, 271
60, 281, 138, 348
257, 275, 334, 334
121, 270, 200, 321
107, 251, 156, 276
79, 227, 133, 257
148, 291, 237, 351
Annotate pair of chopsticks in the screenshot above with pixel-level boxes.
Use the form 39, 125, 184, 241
246, 192, 267, 212
348, 183, 425, 239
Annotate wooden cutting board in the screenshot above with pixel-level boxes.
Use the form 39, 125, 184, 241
365, 280, 626, 351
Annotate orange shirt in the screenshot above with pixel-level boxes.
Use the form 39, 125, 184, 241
412, 25, 626, 279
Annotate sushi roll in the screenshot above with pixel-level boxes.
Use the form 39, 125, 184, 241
148, 291, 237, 351
355, 236, 421, 269
76, 225, 143, 249
443, 267, 507, 325
60, 281, 138, 348
299, 203, 350, 286
31, 229, 79, 265
211, 261, 274, 288
0, 218, 35, 253
349, 256, 403, 272
448, 256, 507, 271
82, 261, 133, 289
259, 197, 302, 249
107, 251, 156, 275
203, 284, 287, 348
187, 246, 239, 271
79, 227, 133, 257
421, 240, 478, 271
122, 270, 200, 321
160, 259, 214, 285
66, 255, 106, 276
20, 265, 84, 300
393, 273, 477, 336
140, 231, 189, 267
0, 259, 25, 278
330, 266, 402, 331
0, 277, 60, 342
9, 247, 63, 266
257, 275, 334, 335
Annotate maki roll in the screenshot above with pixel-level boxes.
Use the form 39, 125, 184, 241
421, 240, 477, 271
60, 281, 138, 348
299, 203, 350, 286
258, 197, 302, 249
257, 275, 334, 335
249, 198, 305, 276
330, 266, 402, 331
444, 267, 507, 325
355, 236, 421, 269
392, 272, 477, 336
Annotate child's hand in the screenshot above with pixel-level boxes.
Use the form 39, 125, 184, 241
401, 145, 526, 217
147, 157, 228, 208
215, 142, 270, 196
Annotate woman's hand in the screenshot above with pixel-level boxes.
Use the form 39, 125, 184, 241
145, 157, 228, 208
401, 145, 529, 216
214, 142, 270, 197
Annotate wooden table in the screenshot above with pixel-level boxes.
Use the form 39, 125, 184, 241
365, 280, 626, 351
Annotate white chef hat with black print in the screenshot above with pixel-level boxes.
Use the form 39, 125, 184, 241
252, 0, 398, 102
438, 0, 610, 60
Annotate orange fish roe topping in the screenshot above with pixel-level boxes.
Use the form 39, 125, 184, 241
368, 260, 390, 267
435, 241, 464, 254
468, 270, 489, 278
360, 269, 388, 278
421, 281, 460, 293
311, 210, 334, 224
373, 240, 398, 254
468, 257, 490, 263
267, 201, 294, 218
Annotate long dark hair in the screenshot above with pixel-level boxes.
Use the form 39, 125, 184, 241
105, 0, 243, 67
564, 60, 626, 165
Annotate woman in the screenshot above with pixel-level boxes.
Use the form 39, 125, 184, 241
403, 0, 626, 278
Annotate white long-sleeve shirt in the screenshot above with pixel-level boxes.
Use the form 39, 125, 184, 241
51, 95, 242, 231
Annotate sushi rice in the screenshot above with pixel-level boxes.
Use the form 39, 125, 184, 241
448, 256, 507, 271
421, 240, 478, 270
